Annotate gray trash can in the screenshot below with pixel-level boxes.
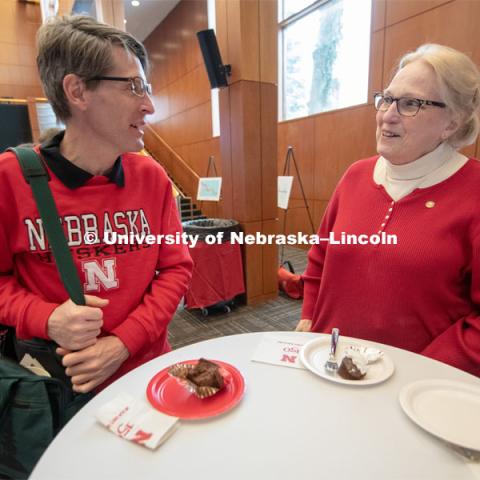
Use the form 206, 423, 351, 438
182, 218, 240, 242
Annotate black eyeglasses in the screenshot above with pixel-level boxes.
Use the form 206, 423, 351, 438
373, 92, 446, 117
88, 76, 152, 97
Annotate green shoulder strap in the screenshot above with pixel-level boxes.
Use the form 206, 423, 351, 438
9, 147, 85, 306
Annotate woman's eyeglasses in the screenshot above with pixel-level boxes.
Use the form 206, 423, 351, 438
373, 92, 446, 117
88, 76, 152, 97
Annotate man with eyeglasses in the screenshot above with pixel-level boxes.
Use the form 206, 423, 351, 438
297, 44, 480, 378
0, 16, 193, 392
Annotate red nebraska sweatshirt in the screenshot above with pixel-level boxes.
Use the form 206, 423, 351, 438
0, 149, 193, 388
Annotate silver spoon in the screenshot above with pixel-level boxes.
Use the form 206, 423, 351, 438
324, 328, 340, 374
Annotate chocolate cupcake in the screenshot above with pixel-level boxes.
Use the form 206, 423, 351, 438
338, 351, 368, 380
169, 358, 226, 398
187, 359, 224, 389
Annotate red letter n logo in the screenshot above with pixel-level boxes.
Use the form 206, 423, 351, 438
280, 354, 297, 364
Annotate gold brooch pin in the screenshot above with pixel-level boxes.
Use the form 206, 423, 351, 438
425, 201, 435, 208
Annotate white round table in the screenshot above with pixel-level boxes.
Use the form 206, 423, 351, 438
30, 332, 480, 480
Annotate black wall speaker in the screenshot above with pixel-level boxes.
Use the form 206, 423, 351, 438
197, 29, 231, 89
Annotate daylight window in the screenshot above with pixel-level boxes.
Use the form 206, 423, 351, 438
279, 0, 372, 121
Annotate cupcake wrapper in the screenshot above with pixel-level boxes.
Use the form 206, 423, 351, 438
168, 362, 225, 399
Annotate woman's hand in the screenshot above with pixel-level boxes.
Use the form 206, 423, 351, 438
295, 319, 312, 332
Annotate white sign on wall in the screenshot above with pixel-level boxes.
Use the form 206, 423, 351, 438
197, 177, 222, 201
278, 176, 294, 209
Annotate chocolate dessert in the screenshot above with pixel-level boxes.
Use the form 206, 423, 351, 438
337, 351, 368, 380
186, 358, 224, 389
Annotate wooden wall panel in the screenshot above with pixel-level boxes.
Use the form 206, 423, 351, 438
259, 0, 277, 85
215, 0, 229, 70
277, 117, 315, 200
97, 0, 125, 30
58, 0, 75, 16
218, 87, 233, 216
369, 30, 385, 96
0, 1, 42, 99
383, 0, 480, 86
183, 102, 212, 145
145, 0, 207, 89
227, 80, 262, 223
371, 0, 386, 32
144, 0, 218, 201
182, 138, 222, 176
281, 199, 314, 235
217, 0, 278, 303
260, 82, 278, 221
241, 219, 278, 302
385, 0, 452, 27
151, 87, 170, 122
27, 98, 41, 142
314, 105, 377, 201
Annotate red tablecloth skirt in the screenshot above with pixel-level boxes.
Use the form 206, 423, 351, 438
185, 241, 245, 309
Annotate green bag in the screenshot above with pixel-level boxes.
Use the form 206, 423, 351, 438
0, 148, 91, 479
0, 359, 92, 479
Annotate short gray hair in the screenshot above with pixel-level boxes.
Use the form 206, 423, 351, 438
398, 44, 480, 149
37, 15, 150, 121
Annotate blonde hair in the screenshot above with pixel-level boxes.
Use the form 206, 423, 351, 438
398, 44, 480, 149
37, 16, 149, 122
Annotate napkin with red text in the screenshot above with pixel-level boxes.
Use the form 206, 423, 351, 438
96, 392, 179, 450
251, 334, 306, 369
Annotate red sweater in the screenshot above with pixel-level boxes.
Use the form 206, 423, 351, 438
0, 150, 193, 388
302, 156, 480, 377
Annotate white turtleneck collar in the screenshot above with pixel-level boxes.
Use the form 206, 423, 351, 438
373, 142, 468, 201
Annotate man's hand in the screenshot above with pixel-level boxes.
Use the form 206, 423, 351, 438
47, 295, 109, 350
57, 336, 130, 393
295, 319, 312, 332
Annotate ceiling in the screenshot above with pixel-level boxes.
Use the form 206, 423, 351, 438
72, 0, 180, 41
124, 0, 180, 41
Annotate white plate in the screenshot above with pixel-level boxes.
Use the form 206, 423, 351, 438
300, 336, 394, 386
399, 379, 480, 452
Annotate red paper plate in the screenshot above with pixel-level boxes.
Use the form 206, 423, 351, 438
146, 359, 245, 419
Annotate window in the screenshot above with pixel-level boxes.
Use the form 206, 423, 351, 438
71, 0, 97, 18
279, 0, 372, 121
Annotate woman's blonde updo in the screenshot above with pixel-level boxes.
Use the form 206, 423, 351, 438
399, 44, 480, 149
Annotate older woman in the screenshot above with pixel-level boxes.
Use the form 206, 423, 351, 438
296, 44, 480, 377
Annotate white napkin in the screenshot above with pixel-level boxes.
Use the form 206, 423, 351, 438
251, 334, 306, 369
96, 392, 179, 450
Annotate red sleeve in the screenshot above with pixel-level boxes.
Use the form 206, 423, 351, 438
111, 182, 193, 356
0, 274, 58, 339
0, 157, 58, 339
421, 235, 480, 377
300, 189, 340, 321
